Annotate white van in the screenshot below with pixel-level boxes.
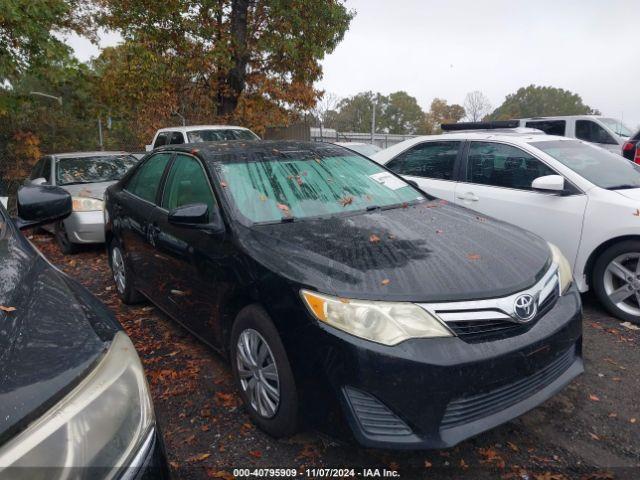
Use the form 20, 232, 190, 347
517, 115, 634, 154
146, 125, 260, 151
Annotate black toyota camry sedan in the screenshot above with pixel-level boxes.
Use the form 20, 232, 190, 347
0, 186, 168, 477
105, 140, 583, 449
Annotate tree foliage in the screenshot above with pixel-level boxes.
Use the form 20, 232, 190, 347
329, 91, 424, 134
489, 85, 598, 120
422, 98, 465, 134
0, 0, 91, 84
94, 0, 353, 139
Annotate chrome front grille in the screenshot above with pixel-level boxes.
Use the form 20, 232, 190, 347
419, 265, 560, 342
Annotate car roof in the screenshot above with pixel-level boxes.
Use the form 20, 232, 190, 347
51, 151, 130, 159
156, 125, 252, 133
156, 140, 347, 160
518, 115, 607, 121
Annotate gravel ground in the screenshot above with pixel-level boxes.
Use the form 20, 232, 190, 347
30, 235, 640, 480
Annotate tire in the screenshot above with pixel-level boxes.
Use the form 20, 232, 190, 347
230, 305, 298, 438
108, 239, 144, 305
592, 240, 640, 325
55, 221, 79, 254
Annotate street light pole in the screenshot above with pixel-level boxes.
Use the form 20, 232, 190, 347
29, 91, 62, 106
371, 97, 378, 143
172, 111, 186, 126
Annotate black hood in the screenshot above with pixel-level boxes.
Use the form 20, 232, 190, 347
238, 200, 551, 302
0, 221, 119, 445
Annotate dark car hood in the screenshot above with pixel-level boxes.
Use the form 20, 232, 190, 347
239, 200, 551, 302
0, 223, 119, 445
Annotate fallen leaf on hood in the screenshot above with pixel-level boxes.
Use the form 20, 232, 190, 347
258, 194, 267, 202
466, 253, 481, 261
277, 203, 290, 214
436, 229, 444, 234
220, 181, 228, 188
589, 394, 600, 402
296, 176, 304, 186
339, 196, 353, 207
0, 305, 16, 312
381, 279, 390, 286
634, 209, 640, 216
369, 234, 381, 243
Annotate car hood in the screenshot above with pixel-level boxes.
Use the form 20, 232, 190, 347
238, 200, 552, 302
59, 181, 115, 200
0, 223, 119, 445
613, 187, 640, 201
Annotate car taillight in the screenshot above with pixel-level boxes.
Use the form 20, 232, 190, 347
623, 141, 635, 152
635, 147, 640, 165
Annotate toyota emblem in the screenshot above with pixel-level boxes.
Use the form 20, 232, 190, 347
513, 294, 537, 322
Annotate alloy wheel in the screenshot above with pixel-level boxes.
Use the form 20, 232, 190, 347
603, 252, 640, 316
236, 328, 280, 418
111, 246, 127, 295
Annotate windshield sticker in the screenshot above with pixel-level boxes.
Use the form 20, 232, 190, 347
369, 172, 408, 190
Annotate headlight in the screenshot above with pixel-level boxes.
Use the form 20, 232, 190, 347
0, 332, 155, 474
301, 289, 452, 345
549, 243, 573, 294
72, 196, 103, 212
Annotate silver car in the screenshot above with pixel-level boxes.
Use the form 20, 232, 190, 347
28, 151, 139, 253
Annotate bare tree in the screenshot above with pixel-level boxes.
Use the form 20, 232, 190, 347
312, 92, 341, 133
463, 91, 492, 122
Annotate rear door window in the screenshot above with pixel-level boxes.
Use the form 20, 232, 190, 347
575, 120, 617, 145
169, 132, 185, 145
386, 141, 460, 180
465, 142, 556, 191
125, 152, 172, 203
525, 120, 566, 136
153, 133, 169, 149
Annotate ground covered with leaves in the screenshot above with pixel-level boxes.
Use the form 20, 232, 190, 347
30, 234, 639, 480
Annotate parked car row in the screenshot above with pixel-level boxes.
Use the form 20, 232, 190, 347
4, 115, 635, 472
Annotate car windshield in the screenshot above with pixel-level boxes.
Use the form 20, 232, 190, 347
599, 118, 634, 138
531, 140, 640, 189
217, 149, 425, 224
187, 129, 259, 142
56, 155, 139, 185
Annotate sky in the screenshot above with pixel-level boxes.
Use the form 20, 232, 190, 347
65, 0, 640, 129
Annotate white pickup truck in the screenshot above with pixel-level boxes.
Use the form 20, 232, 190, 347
146, 125, 260, 151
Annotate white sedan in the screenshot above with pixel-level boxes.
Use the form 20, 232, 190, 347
373, 131, 640, 324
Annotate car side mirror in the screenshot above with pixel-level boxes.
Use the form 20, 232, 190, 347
29, 177, 47, 186
168, 203, 225, 234
531, 175, 566, 193
15, 185, 72, 229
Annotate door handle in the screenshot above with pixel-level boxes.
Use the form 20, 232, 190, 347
456, 192, 479, 202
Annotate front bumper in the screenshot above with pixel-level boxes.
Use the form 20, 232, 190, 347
64, 211, 105, 244
295, 287, 583, 449
117, 427, 170, 480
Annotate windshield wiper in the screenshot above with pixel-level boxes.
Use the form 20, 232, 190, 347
59, 181, 96, 186
366, 205, 380, 211
606, 184, 640, 190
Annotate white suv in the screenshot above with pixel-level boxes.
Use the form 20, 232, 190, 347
373, 131, 640, 324
516, 115, 634, 155
146, 125, 259, 151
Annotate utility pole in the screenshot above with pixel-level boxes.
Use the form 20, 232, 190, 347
371, 97, 378, 143
172, 111, 186, 126
98, 116, 104, 151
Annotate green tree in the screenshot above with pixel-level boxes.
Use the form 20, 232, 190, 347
0, 0, 90, 85
331, 91, 378, 133
379, 91, 424, 134
422, 98, 465, 134
489, 85, 598, 120
95, 0, 353, 139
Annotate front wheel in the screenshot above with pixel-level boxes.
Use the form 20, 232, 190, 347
230, 305, 298, 438
592, 240, 640, 325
